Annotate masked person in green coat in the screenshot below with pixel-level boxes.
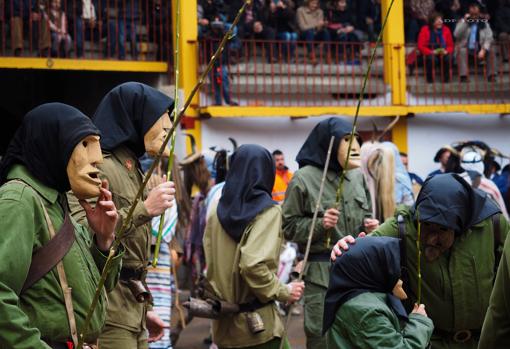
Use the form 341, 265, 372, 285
332, 173, 509, 349
323, 236, 434, 348
203, 144, 305, 349
68, 82, 176, 349
0, 103, 124, 349
478, 227, 510, 349
282, 117, 376, 349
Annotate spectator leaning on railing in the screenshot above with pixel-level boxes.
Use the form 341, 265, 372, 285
48, 0, 72, 57
356, 0, 381, 43
297, 0, 331, 64
454, 0, 498, 82
268, 0, 298, 61
325, 0, 361, 64
417, 12, 454, 83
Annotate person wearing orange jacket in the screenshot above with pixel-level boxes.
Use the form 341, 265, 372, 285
272, 150, 293, 204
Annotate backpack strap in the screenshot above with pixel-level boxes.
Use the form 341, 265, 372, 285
36, 194, 78, 347
492, 213, 502, 269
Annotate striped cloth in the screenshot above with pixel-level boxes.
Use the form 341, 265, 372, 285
147, 206, 178, 349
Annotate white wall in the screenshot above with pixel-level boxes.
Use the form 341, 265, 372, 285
201, 116, 401, 172
199, 114, 510, 178
407, 113, 510, 179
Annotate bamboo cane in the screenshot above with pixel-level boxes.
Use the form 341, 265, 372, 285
326, 0, 397, 249
153, 0, 182, 268
77, 2, 252, 345
278, 136, 335, 349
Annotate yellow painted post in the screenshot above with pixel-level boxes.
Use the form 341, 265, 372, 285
392, 116, 408, 153
174, 0, 202, 152
380, 0, 407, 105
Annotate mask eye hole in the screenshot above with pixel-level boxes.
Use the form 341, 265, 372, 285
163, 128, 170, 133
82, 141, 88, 148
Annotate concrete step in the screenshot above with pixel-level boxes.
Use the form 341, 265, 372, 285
202, 75, 388, 94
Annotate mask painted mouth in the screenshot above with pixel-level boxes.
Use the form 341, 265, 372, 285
86, 169, 102, 184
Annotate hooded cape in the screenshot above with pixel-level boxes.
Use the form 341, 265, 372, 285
296, 117, 360, 173
323, 236, 407, 334
414, 173, 500, 235
92, 82, 174, 157
217, 144, 276, 242
0, 103, 100, 193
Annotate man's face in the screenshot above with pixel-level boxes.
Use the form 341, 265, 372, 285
274, 154, 285, 171
440, 150, 451, 167
144, 112, 171, 157
421, 222, 455, 262
67, 135, 103, 200
337, 135, 361, 170
469, 4, 480, 17
400, 154, 409, 170
337, 0, 347, 10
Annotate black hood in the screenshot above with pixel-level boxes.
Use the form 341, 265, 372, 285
323, 236, 407, 334
296, 117, 360, 173
217, 144, 276, 242
92, 82, 174, 157
414, 173, 500, 235
0, 103, 100, 193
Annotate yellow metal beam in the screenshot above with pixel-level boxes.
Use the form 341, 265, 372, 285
392, 116, 408, 153
175, 0, 201, 152
198, 104, 510, 118
381, 0, 406, 105
0, 57, 168, 72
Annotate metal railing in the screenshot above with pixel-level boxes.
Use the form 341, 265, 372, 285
197, 38, 510, 108
0, 0, 171, 61
406, 42, 510, 106
198, 38, 390, 108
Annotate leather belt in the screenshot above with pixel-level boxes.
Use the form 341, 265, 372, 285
43, 339, 73, 349
120, 267, 145, 281
434, 329, 481, 343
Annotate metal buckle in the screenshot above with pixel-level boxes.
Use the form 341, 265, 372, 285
453, 329, 472, 343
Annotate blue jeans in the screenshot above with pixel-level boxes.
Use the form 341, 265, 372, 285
70, 17, 83, 57
277, 31, 298, 58
301, 29, 331, 54
212, 65, 231, 105
107, 18, 137, 59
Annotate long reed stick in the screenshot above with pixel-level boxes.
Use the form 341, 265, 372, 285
153, 0, 182, 268
279, 136, 335, 349
77, 2, 251, 345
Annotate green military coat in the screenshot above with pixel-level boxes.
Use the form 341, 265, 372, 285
282, 166, 371, 288
372, 206, 509, 349
282, 166, 371, 345
478, 229, 510, 349
69, 146, 153, 333
0, 165, 123, 348
327, 292, 434, 349
204, 204, 291, 348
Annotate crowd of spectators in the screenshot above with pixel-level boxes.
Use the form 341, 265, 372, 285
0, 0, 171, 59
197, 0, 510, 84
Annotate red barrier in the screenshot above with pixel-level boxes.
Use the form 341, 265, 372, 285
198, 38, 389, 108
406, 42, 510, 106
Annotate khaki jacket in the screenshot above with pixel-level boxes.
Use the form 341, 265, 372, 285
204, 204, 291, 348
69, 146, 152, 332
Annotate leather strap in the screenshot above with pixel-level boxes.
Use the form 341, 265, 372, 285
37, 195, 79, 347
21, 208, 76, 293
